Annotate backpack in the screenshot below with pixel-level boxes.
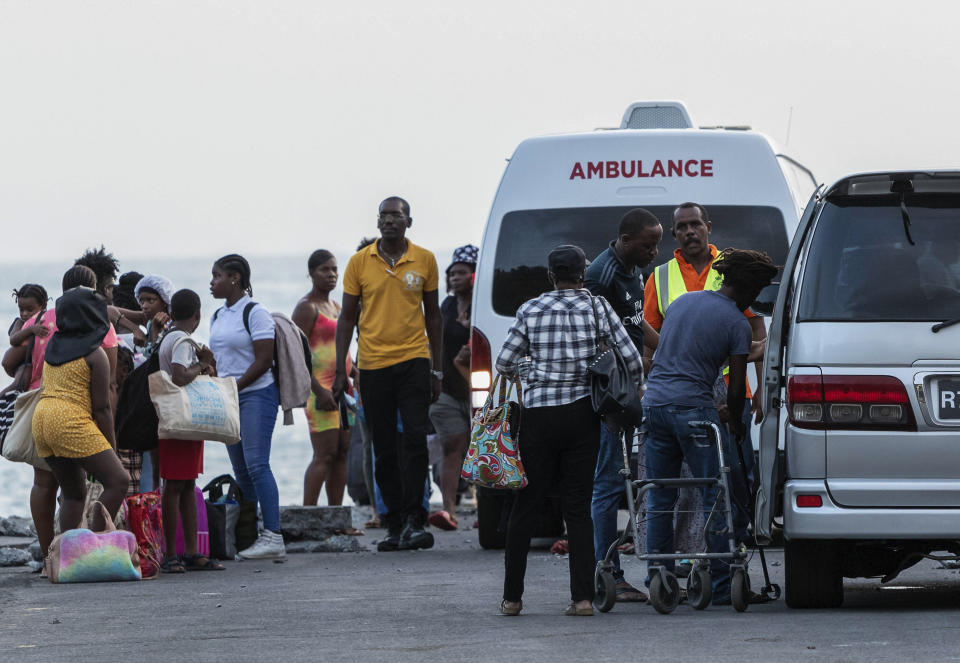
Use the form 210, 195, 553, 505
212, 302, 313, 387
115, 347, 161, 451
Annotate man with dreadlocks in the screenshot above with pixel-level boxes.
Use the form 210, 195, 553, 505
642, 248, 778, 605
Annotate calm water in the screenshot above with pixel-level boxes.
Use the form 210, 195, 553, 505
0, 251, 458, 516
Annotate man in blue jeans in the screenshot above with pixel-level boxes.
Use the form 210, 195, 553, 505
585, 208, 663, 602
641, 249, 776, 604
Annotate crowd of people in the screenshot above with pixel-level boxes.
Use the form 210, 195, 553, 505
0, 195, 479, 574
2, 196, 777, 620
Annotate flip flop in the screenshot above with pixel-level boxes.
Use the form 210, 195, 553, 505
428, 510, 458, 531
365, 518, 383, 529
550, 539, 569, 555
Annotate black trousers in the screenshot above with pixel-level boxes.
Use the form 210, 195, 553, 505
359, 357, 431, 533
503, 397, 600, 603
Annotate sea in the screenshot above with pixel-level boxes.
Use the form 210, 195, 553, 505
0, 251, 459, 517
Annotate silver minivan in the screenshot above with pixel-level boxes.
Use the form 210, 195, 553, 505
756, 170, 960, 608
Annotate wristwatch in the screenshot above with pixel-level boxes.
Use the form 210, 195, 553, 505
431, 370, 444, 380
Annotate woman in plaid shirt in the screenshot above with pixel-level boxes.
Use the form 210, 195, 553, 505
496, 245, 643, 617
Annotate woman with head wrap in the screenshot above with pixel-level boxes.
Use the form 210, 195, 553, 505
427, 244, 478, 531
112, 274, 174, 358
32, 286, 130, 533
24, 266, 125, 557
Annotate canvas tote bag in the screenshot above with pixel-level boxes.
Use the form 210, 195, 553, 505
0, 388, 49, 470
148, 337, 241, 444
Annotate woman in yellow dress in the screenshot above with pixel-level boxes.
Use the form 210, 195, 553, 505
32, 286, 129, 533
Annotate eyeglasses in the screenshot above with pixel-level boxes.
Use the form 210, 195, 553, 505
378, 211, 406, 221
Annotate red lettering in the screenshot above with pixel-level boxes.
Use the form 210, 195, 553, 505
701, 159, 713, 177
651, 160, 665, 177
685, 159, 699, 177
668, 160, 682, 177
620, 160, 636, 178
587, 162, 603, 179
605, 161, 619, 178
637, 160, 649, 177
570, 162, 585, 180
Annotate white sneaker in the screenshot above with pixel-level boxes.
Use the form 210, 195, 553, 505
237, 531, 286, 560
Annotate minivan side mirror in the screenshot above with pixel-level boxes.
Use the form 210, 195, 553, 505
750, 282, 780, 317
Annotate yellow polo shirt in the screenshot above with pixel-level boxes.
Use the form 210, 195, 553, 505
343, 239, 438, 370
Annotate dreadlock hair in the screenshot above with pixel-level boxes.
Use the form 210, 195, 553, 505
215, 254, 253, 296
12, 284, 49, 307
74, 246, 119, 292
62, 265, 97, 291
357, 237, 376, 251
308, 249, 335, 272
712, 248, 779, 291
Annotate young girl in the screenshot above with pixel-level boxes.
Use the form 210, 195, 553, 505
157, 289, 224, 572
113, 274, 174, 358
8, 284, 49, 348
292, 250, 353, 508
209, 254, 284, 560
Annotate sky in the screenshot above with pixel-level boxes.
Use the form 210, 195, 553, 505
1, 0, 958, 265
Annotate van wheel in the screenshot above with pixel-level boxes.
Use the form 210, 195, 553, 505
477, 490, 506, 550
784, 539, 843, 608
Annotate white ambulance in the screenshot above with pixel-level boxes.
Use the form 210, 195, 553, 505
471, 101, 815, 405
468, 102, 815, 547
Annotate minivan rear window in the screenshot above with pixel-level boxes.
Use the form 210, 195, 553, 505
798, 196, 960, 321
492, 205, 788, 316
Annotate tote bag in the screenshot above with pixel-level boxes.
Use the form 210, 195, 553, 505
148, 337, 240, 444
46, 501, 142, 583
0, 388, 49, 471
460, 374, 527, 490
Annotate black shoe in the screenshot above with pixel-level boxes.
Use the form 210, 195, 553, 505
377, 532, 403, 552
400, 521, 434, 550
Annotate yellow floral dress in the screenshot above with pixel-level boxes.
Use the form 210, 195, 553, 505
32, 358, 111, 458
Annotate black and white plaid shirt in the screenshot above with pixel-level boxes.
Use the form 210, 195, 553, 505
495, 289, 644, 409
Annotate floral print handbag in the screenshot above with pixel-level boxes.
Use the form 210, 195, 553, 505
461, 374, 528, 490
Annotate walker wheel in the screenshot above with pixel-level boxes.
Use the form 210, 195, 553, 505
593, 570, 617, 613
687, 568, 713, 610
731, 568, 749, 612
649, 571, 681, 614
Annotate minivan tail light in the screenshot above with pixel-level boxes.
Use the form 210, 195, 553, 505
470, 326, 492, 410
787, 375, 915, 430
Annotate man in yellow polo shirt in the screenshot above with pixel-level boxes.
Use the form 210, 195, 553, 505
333, 195, 443, 552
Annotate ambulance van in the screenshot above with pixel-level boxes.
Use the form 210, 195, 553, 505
469, 101, 816, 548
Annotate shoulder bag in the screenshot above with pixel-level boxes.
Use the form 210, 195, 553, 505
587, 296, 642, 426
461, 374, 528, 490
46, 501, 142, 583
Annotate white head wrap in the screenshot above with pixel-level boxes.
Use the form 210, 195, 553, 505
134, 274, 175, 308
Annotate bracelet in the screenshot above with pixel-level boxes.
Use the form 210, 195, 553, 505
114, 312, 125, 325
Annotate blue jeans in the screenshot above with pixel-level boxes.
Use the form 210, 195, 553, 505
592, 424, 628, 581
721, 401, 755, 548
228, 383, 281, 533
372, 450, 430, 517
643, 405, 732, 597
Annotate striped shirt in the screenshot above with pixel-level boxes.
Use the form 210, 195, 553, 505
495, 289, 644, 409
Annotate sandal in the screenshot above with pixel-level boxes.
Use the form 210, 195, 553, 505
182, 553, 225, 571
160, 555, 186, 574
499, 600, 522, 616
564, 602, 594, 616
364, 517, 383, 529
428, 510, 458, 531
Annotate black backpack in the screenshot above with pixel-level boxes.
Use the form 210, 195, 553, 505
115, 345, 162, 451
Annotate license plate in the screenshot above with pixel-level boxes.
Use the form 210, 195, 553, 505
937, 379, 960, 420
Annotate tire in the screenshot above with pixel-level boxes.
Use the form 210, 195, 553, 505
784, 539, 844, 609
649, 571, 681, 614
687, 569, 712, 610
477, 489, 507, 550
730, 568, 749, 612
594, 570, 617, 613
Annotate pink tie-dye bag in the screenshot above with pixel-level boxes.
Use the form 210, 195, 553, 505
46, 501, 142, 583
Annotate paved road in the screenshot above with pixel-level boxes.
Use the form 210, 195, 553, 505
2, 510, 960, 662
